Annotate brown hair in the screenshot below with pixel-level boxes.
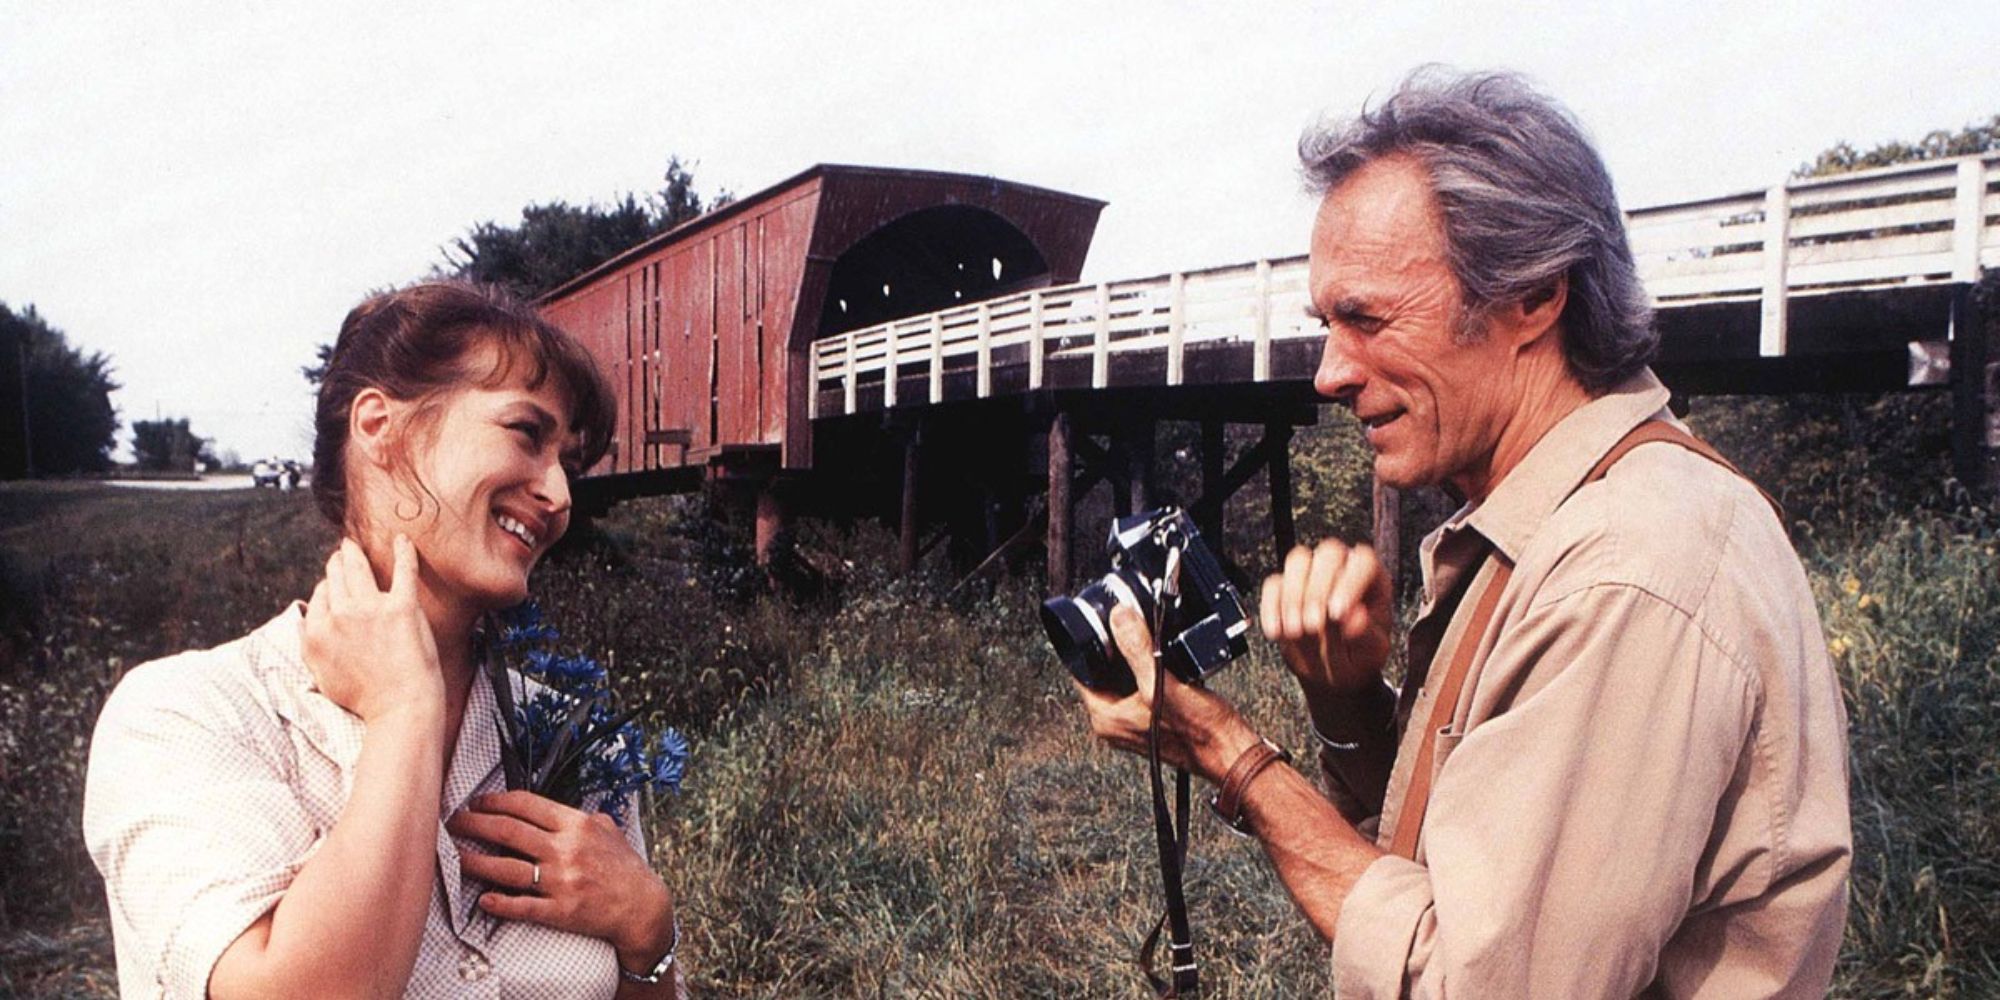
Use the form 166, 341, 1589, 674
311, 281, 615, 530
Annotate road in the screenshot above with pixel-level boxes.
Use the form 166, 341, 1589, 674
103, 474, 302, 492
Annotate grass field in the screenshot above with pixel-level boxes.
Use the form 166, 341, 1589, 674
2, 402, 1996, 997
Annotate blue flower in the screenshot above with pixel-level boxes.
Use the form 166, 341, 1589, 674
495, 601, 559, 647
650, 728, 689, 794
522, 650, 608, 693
487, 603, 690, 822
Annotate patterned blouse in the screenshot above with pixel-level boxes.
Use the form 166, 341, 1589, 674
82, 604, 653, 999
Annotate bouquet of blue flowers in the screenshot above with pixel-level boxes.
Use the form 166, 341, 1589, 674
483, 601, 687, 825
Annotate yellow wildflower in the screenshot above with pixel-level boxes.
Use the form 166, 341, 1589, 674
1828, 636, 1851, 657
1841, 575, 1861, 595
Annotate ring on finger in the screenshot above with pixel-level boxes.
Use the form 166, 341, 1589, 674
531, 862, 541, 889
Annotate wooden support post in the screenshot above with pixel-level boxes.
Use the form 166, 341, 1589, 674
1950, 284, 1995, 496
1951, 160, 1984, 284
1759, 185, 1792, 358
1253, 259, 1274, 381
1167, 272, 1187, 386
1092, 283, 1111, 389
1110, 428, 1131, 518
1267, 422, 1295, 558
843, 335, 858, 415
754, 486, 787, 566
808, 344, 820, 420
883, 327, 900, 408
1124, 419, 1155, 515
928, 314, 944, 403
1047, 412, 1073, 596
899, 421, 922, 573
976, 303, 993, 398
1198, 418, 1225, 542
1028, 291, 1046, 391
1371, 478, 1400, 606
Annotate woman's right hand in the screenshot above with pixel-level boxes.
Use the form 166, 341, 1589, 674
1259, 540, 1393, 697
302, 535, 443, 722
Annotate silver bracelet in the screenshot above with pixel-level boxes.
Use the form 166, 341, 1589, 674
618, 916, 680, 985
1309, 714, 1361, 752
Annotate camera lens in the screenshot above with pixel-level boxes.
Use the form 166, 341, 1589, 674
1040, 569, 1152, 694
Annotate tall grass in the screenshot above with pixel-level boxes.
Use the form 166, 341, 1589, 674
1812, 510, 2000, 996
4, 435, 1998, 996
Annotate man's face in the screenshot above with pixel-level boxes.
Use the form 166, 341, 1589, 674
1307, 155, 1522, 495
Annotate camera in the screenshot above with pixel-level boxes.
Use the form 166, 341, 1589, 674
1041, 506, 1251, 695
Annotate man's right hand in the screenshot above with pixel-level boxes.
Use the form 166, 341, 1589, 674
302, 535, 444, 723
1259, 540, 1393, 698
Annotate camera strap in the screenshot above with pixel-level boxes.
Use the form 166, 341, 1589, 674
1138, 561, 1200, 997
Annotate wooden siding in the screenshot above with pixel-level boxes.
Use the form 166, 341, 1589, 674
540, 165, 1105, 478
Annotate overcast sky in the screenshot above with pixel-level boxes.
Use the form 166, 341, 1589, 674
4, 0, 1996, 463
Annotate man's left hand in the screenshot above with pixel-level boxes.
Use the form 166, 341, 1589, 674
1073, 604, 1264, 784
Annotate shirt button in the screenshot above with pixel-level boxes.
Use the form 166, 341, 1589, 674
457, 950, 490, 982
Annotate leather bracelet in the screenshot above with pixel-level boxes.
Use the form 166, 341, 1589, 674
618, 916, 680, 985
1208, 737, 1292, 835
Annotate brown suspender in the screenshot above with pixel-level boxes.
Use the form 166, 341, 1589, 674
1386, 420, 1781, 861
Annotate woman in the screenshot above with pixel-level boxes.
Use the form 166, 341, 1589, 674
83, 282, 685, 998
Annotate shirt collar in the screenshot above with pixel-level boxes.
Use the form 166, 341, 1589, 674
249, 602, 502, 804
252, 602, 367, 771
1459, 368, 1673, 563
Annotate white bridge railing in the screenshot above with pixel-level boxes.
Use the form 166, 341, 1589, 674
811, 152, 2000, 418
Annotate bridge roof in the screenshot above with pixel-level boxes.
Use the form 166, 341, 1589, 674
539, 163, 1106, 305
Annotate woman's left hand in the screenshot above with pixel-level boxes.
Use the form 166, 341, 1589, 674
447, 791, 675, 963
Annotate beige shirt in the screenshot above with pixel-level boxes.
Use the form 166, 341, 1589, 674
1321, 371, 1851, 998
82, 604, 649, 999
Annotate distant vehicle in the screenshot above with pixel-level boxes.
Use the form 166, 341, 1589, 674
251, 458, 302, 489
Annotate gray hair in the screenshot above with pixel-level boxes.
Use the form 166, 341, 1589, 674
1299, 67, 1656, 392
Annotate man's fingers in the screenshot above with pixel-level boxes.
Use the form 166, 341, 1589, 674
1278, 545, 1313, 638
1328, 544, 1385, 636
1363, 544, 1394, 618
1073, 679, 1133, 745
1107, 603, 1157, 702
1259, 575, 1284, 641
1299, 541, 1346, 638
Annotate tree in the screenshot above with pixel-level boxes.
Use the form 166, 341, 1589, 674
0, 301, 119, 477
440, 155, 731, 301
1796, 114, 2000, 178
304, 157, 730, 390
130, 417, 216, 473
301, 341, 334, 387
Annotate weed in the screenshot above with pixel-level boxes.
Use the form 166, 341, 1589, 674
2, 446, 1996, 995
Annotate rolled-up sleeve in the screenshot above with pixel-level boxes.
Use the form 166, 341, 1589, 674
1332, 583, 1758, 998
83, 658, 320, 999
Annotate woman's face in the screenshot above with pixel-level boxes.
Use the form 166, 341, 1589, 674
375, 344, 582, 613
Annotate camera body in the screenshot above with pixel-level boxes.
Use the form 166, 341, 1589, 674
1041, 506, 1251, 695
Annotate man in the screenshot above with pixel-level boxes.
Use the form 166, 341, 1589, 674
1075, 69, 1851, 997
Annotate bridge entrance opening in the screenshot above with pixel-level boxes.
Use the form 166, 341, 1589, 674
818, 205, 1051, 337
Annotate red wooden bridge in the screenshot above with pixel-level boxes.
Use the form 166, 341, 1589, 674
542, 154, 2000, 586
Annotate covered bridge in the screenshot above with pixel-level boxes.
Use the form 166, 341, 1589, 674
538, 164, 1106, 530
